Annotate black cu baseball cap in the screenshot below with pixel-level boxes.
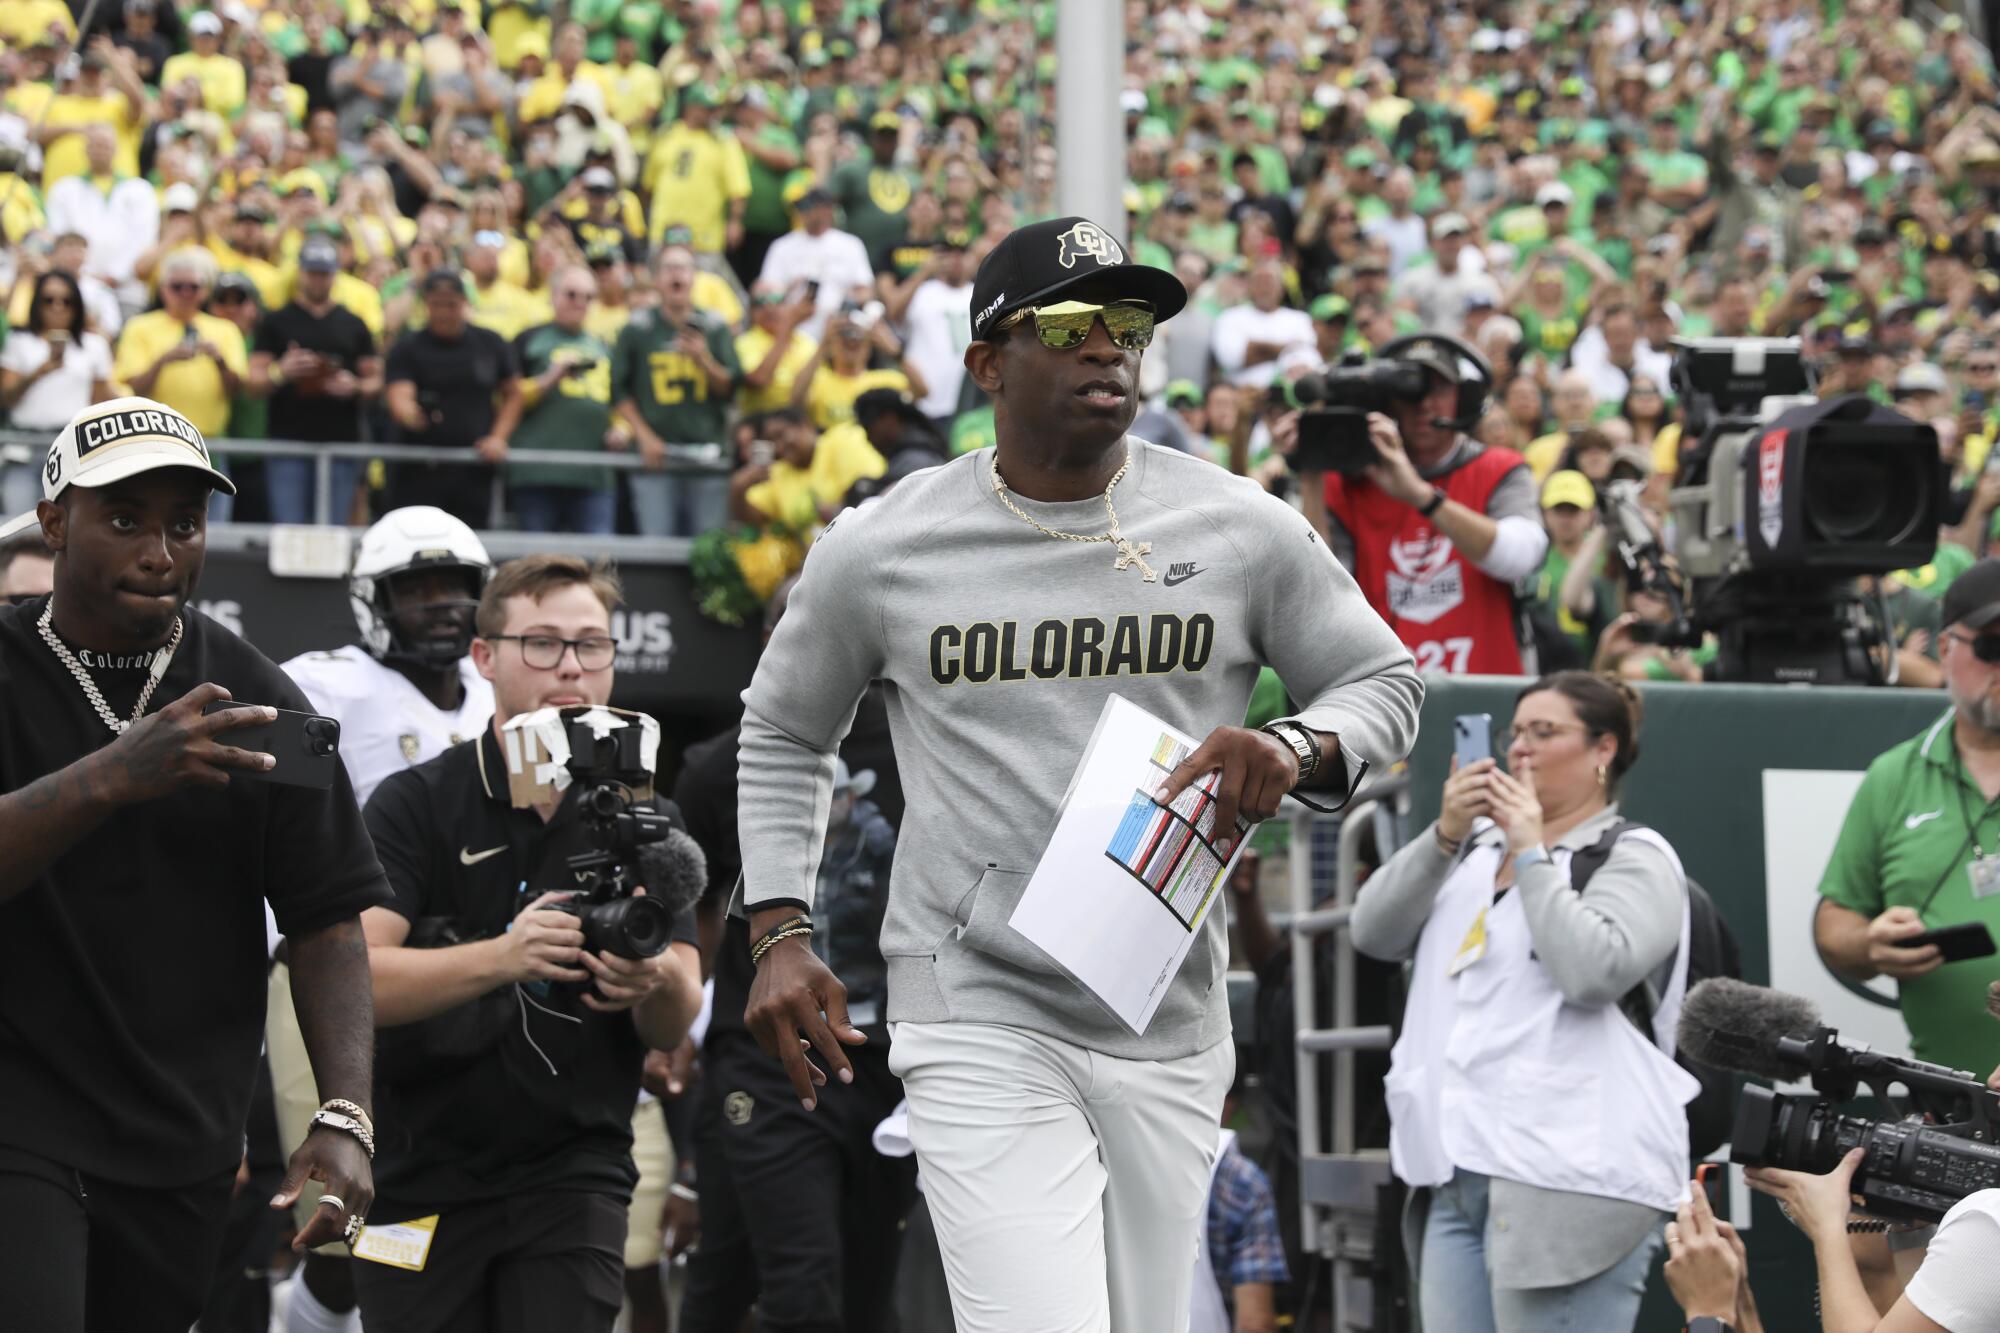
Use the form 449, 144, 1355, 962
1943, 558, 2000, 631
969, 216, 1186, 342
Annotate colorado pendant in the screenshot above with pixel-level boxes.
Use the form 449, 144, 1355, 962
1113, 537, 1157, 582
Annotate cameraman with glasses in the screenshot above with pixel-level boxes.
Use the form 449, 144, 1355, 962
1816, 561, 2000, 1081
351, 554, 701, 1332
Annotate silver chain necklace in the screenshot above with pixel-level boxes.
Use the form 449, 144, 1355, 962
37, 599, 182, 735
989, 450, 1158, 582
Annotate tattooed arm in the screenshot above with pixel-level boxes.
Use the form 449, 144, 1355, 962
0, 682, 278, 904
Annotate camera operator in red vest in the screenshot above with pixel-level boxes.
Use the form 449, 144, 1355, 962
1304, 339, 1545, 676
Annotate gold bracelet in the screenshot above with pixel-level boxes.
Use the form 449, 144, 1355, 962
750, 925, 814, 965
752, 926, 813, 964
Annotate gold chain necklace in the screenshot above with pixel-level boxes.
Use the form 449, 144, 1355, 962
989, 451, 1157, 582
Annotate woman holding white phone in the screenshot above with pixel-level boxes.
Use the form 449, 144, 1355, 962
0, 270, 113, 513
1353, 670, 1695, 1332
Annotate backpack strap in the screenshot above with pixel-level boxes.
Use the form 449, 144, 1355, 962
1564, 819, 1668, 1040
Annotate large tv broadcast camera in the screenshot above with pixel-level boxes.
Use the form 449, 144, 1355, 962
1289, 332, 1495, 476
1680, 979, 2000, 1223
1731, 1024, 2000, 1223
1615, 337, 1941, 684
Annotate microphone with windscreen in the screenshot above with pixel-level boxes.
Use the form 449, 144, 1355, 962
635, 827, 709, 922
1676, 977, 1824, 1080
1682, 978, 2000, 1221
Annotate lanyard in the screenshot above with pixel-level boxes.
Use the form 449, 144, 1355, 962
1953, 752, 2000, 860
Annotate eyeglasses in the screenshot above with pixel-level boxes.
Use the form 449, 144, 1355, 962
165, 281, 205, 294
1506, 721, 1591, 746
486, 633, 617, 670
213, 290, 249, 304
1948, 631, 2000, 664
1969, 363, 2000, 375
996, 299, 1156, 350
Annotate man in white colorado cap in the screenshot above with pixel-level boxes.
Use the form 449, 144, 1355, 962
0, 397, 390, 1331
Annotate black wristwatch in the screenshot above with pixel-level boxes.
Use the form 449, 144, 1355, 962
1685, 1317, 1734, 1333
1418, 486, 1447, 518
1260, 721, 1321, 783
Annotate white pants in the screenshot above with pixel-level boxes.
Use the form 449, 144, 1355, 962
888, 1021, 1233, 1333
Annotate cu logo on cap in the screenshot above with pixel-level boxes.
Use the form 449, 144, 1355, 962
45, 443, 61, 489
1057, 221, 1121, 270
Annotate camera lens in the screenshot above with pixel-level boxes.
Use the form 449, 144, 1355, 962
583, 895, 671, 959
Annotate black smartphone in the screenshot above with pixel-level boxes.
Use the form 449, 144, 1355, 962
201, 700, 342, 790
1453, 713, 1493, 769
1897, 921, 1998, 963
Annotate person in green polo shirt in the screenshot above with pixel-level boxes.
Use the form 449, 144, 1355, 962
1816, 559, 2000, 1075
612, 244, 741, 537
511, 263, 619, 534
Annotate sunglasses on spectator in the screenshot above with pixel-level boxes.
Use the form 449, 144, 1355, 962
165, 282, 204, 293
1949, 631, 2000, 664
996, 299, 1156, 350
213, 289, 249, 304
484, 633, 617, 670
1969, 362, 2000, 374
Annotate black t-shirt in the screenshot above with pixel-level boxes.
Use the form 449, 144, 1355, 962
677, 683, 902, 1050
0, 597, 390, 1188
362, 731, 697, 1214
256, 301, 377, 443
383, 324, 518, 450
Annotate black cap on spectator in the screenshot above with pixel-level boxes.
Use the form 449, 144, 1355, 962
853, 387, 924, 425
421, 267, 467, 295
213, 272, 258, 303
968, 215, 1186, 341
1837, 332, 1874, 356
299, 239, 341, 273
1942, 559, 2000, 630
796, 185, 834, 210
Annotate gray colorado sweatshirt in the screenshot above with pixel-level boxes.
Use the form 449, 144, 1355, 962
737, 439, 1423, 1060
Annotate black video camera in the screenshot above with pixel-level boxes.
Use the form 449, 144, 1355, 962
540, 715, 675, 960
1289, 332, 1492, 477
1731, 1025, 2000, 1222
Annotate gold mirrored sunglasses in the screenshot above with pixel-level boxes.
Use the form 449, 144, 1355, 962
996, 299, 1157, 350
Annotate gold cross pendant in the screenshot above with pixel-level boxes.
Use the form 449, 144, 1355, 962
1113, 538, 1157, 582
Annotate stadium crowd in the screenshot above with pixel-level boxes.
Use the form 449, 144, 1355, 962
8, 1, 2000, 1331
0, 0, 1995, 648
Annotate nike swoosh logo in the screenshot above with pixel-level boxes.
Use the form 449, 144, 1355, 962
1906, 810, 1943, 830
1163, 568, 1204, 587
460, 845, 507, 866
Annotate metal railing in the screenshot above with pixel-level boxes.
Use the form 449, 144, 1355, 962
1288, 772, 1408, 1333
0, 430, 730, 530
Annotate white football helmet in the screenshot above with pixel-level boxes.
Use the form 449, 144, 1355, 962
349, 506, 492, 664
